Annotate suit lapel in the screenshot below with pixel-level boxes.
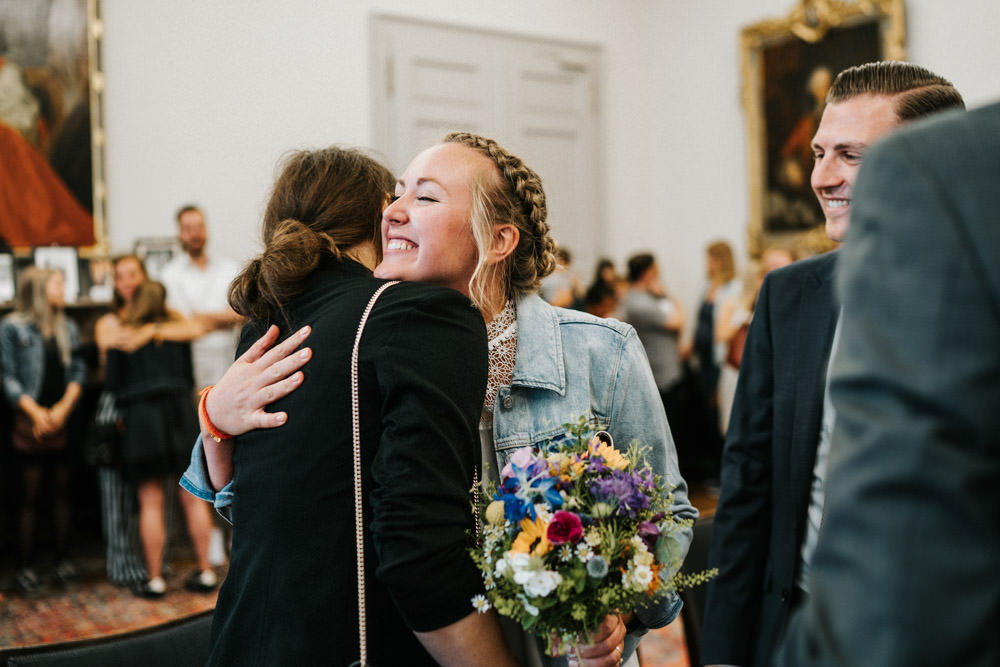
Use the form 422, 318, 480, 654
789, 253, 839, 520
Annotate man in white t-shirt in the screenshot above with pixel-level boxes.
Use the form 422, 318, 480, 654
160, 204, 242, 568
160, 205, 242, 392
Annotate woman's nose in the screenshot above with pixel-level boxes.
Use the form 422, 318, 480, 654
383, 197, 408, 224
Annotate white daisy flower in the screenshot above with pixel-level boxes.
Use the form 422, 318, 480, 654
471, 594, 491, 613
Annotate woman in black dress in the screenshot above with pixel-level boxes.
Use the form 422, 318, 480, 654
104, 276, 216, 598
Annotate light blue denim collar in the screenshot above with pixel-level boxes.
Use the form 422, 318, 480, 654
511, 293, 567, 395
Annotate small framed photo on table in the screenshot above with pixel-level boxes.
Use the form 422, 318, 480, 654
34, 246, 81, 303
134, 237, 180, 282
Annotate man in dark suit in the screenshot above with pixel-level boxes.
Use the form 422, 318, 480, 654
774, 99, 1000, 666
700, 62, 965, 667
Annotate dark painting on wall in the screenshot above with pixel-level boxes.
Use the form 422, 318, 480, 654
0, 0, 106, 251
762, 21, 880, 233
741, 0, 906, 256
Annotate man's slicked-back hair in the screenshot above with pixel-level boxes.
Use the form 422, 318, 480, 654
827, 61, 965, 121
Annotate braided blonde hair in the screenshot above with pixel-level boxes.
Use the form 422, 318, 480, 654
441, 132, 558, 309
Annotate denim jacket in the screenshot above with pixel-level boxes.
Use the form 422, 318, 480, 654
0, 315, 86, 407
495, 294, 695, 639
180, 293, 696, 632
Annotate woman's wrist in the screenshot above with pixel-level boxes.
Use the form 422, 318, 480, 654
199, 385, 234, 443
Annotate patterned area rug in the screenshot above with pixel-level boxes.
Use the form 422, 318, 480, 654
0, 569, 686, 665
0, 577, 217, 650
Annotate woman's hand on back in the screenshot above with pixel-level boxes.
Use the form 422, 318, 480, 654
203, 324, 312, 436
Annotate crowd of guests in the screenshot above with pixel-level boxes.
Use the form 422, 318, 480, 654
2, 58, 998, 666
1, 205, 238, 599
539, 239, 798, 490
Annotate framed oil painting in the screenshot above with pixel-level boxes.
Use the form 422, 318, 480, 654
741, 0, 905, 256
0, 0, 107, 254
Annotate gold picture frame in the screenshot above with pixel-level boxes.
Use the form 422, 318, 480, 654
741, 0, 905, 257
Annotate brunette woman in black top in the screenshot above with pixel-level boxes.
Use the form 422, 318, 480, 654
185, 147, 515, 666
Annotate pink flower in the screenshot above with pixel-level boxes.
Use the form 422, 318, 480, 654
546, 510, 584, 545
501, 447, 537, 479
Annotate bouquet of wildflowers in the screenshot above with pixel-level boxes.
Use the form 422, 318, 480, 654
470, 417, 713, 654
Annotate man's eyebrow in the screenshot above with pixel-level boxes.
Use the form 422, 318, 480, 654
812, 140, 868, 152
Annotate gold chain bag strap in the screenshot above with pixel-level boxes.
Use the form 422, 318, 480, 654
350, 280, 398, 667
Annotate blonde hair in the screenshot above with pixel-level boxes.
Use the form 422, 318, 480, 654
707, 241, 736, 284
13, 266, 72, 366
441, 132, 557, 309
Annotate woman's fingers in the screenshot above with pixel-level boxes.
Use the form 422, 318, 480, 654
236, 324, 282, 364
255, 325, 312, 371
254, 370, 305, 412
205, 325, 312, 435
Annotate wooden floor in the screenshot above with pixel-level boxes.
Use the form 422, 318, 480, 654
688, 482, 719, 519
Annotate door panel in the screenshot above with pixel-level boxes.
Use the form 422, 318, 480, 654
373, 16, 603, 277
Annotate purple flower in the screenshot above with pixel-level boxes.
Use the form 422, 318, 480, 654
637, 521, 661, 553
588, 469, 651, 518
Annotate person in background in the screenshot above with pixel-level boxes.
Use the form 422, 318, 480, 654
620, 253, 691, 485
91, 254, 150, 588
94, 255, 214, 589
702, 61, 965, 667
714, 244, 796, 433
592, 257, 620, 295
186, 132, 697, 666
583, 257, 623, 319
540, 245, 585, 310
160, 204, 242, 566
160, 204, 243, 392
688, 240, 740, 434
775, 97, 1000, 667
1, 266, 85, 596
583, 280, 618, 319
101, 273, 216, 599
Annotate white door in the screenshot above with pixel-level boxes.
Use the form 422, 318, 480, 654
372, 16, 604, 277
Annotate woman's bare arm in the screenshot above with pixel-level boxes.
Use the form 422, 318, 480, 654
414, 609, 519, 667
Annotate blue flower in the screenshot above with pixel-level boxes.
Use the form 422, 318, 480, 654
495, 458, 564, 523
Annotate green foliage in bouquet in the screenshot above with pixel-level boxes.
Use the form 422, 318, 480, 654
469, 416, 716, 653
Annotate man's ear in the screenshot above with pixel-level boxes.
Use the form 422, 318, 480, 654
485, 224, 519, 266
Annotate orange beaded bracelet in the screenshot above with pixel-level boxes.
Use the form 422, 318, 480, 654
198, 385, 233, 443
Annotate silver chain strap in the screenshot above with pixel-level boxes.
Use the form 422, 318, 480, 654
473, 466, 481, 544
350, 281, 398, 667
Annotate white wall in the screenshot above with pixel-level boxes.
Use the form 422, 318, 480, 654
101, 0, 1000, 330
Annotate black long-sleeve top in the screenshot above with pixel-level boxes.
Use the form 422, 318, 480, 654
207, 259, 488, 666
